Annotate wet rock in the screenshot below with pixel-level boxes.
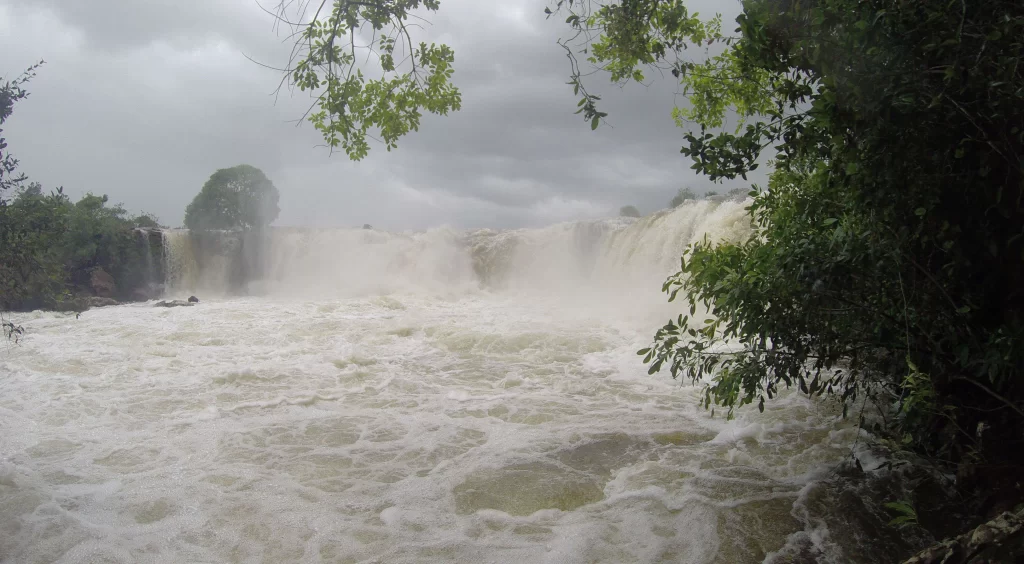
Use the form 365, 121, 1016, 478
154, 300, 194, 308
188, 295, 200, 303
86, 297, 119, 308
903, 506, 1024, 563
90, 268, 117, 298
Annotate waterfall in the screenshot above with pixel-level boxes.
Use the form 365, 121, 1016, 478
136, 229, 156, 287
159, 199, 754, 299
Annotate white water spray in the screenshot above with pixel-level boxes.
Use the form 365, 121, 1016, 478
0, 201, 913, 563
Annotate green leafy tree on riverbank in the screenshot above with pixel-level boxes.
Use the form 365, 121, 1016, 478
562, 0, 1024, 514
184, 165, 280, 231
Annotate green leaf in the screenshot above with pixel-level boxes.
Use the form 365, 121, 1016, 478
591, 116, 600, 130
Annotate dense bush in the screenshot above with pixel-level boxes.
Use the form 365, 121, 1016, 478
1, 185, 162, 310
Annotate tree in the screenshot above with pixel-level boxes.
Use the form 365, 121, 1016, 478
184, 165, 280, 231
1, 61, 53, 308
669, 187, 696, 208
0, 183, 69, 309
132, 213, 161, 229
619, 205, 641, 218
268, 1, 461, 161
568, 0, 1024, 512
0, 61, 42, 200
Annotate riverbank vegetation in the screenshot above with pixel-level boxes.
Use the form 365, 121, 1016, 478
569, 0, 1024, 535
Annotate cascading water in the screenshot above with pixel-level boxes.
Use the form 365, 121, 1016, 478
157, 198, 753, 303
0, 200, 925, 563
136, 229, 156, 288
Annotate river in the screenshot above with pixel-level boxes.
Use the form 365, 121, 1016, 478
0, 200, 916, 563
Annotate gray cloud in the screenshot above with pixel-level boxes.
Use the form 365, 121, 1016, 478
0, 0, 755, 230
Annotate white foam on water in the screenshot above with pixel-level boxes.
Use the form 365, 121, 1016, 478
0, 201, 890, 563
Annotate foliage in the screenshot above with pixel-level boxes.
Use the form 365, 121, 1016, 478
546, 0, 724, 132
0, 61, 43, 199
184, 165, 280, 231
271, 0, 461, 160
884, 501, 919, 528
619, 205, 641, 217
572, 0, 1024, 495
703, 190, 717, 198
0, 184, 72, 309
1, 185, 158, 310
669, 187, 696, 208
132, 213, 161, 229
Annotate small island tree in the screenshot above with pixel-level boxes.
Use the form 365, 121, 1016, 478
619, 205, 641, 218
184, 165, 279, 231
669, 188, 696, 208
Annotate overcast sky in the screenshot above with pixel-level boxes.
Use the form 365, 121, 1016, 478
0, 0, 753, 230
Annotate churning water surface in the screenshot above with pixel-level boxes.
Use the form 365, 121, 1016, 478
0, 201, 911, 563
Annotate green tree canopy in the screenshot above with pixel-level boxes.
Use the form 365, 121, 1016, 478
132, 214, 161, 229
271, 0, 461, 160
184, 165, 280, 231
619, 205, 641, 218
575, 0, 1024, 506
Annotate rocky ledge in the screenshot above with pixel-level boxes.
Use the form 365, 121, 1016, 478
904, 506, 1024, 563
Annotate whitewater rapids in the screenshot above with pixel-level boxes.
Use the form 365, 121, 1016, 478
0, 201, 912, 563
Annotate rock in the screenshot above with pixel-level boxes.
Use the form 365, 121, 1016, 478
153, 300, 195, 308
363, 224, 373, 230
903, 506, 1024, 563
188, 295, 200, 303
90, 268, 117, 298
86, 297, 119, 308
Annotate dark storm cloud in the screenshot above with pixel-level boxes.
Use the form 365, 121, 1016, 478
0, 0, 754, 230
